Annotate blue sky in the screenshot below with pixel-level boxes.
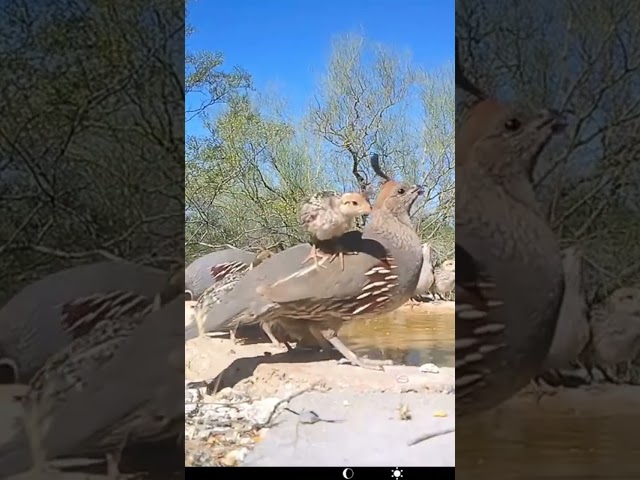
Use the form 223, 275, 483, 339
186, 0, 454, 137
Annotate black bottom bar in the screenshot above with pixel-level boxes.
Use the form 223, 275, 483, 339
186, 466, 454, 479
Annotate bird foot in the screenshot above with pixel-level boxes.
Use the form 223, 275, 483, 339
527, 380, 557, 404
301, 246, 337, 269
102, 440, 143, 479
337, 357, 386, 371
327, 250, 359, 271
261, 323, 291, 351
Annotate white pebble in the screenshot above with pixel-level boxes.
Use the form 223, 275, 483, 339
343, 400, 350, 407
419, 363, 440, 374
246, 397, 282, 425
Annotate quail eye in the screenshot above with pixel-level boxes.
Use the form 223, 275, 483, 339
504, 118, 521, 131
351, 201, 358, 206
397, 188, 405, 195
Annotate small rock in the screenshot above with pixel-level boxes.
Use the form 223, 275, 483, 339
246, 397, 281, 425
343, 400, 350, 407
196, 428, 214, 440
398, 403, 412, 421
220, 450, 240, 466
184, 425, 197, 440
420, 363, 440, 374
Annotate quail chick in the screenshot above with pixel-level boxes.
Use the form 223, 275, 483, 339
299, 191, 372, 270
430, 260, 456, 300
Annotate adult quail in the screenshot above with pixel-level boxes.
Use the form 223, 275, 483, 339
299, 191, 372, 270
0, 271, 184, 477
412, 243, 436, 302
185, 248, 257, 301
584, 287, 640, 377
430, 260, 455, 301
0, 261, 170, 384
455, 99, 566, 417
189, 180, 425, 370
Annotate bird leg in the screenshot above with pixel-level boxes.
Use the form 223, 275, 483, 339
324, 251, 346, 271
229, 326, 238, 344
408, 297, 422, 308
310, 327, 384, 371
261, 323, 292, 350
23, 404, 54, 476
326, 247, 359, 271
325, 251, 345, 271
528, 377, 557, 404
105, 431, 139, 480
301, 245, 332, 269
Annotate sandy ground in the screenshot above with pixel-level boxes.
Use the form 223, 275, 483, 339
184, 301, 455, 466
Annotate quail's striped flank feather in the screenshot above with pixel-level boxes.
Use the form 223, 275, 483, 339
60, 290, 155, 340
455, 244, 506, 402
197, 270, 245, 312
210, 261, 249, 282
263, 253, 404, 320
30, 295, 162, 407
23, 279, 177, 457
0, 262, 168, 384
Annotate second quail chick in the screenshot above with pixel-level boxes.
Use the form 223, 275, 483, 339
584, 287, 640, 380
430, 260, 455, 300
299, 191, 372, 270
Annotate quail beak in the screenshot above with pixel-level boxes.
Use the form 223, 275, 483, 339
527, 110, 568, 179
537, 109, 567, 135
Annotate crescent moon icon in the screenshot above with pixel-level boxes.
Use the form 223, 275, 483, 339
342, 468, 354, 479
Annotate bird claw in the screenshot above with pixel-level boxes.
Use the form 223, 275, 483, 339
301, 247, 330, 269
337, 357, 385, 371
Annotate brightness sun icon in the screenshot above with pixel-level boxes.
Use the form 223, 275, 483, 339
391, 468, 403, 478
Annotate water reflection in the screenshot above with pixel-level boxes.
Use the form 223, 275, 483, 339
339, 307, 455, 368
457, 391, 640, 479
